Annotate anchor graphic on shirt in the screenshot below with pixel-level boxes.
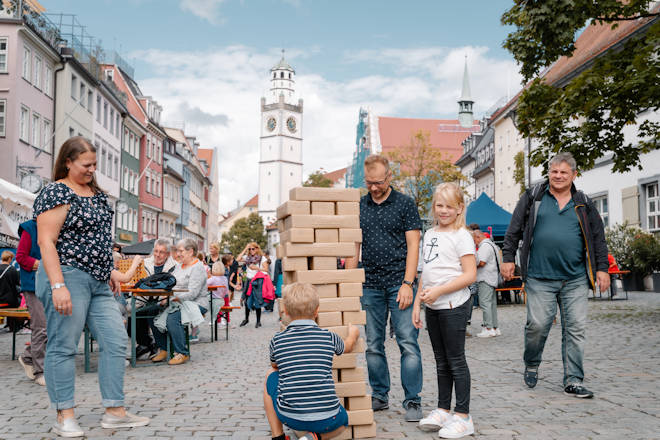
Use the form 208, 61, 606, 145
424, 237, 439, 264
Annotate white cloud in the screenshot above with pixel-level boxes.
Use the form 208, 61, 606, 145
131, 45, 521, 216
179, 0, 227, 24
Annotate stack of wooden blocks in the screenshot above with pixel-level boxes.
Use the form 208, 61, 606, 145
276, 187, 377, 439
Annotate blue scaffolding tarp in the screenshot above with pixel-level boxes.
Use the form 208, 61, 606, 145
466, 193, 512, 237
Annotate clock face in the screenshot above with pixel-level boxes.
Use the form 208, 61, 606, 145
287, 116, 297, 133
115, 200, 129, 214
267, 117, 276, 132
21, 174, 42, 193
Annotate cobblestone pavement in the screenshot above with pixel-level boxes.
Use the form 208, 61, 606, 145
1, 291, 659, 439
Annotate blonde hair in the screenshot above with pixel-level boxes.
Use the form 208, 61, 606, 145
211, 261, 224, 276
1, 250, 14, 263
282, 283, 319, 319
364, 154, 390, 171
247, 241, 264, 257
431, 182, 466, 230
209, 242, 220, 252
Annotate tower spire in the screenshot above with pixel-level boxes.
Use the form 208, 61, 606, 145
458, 55, 474, 128
460, 55, 471, 101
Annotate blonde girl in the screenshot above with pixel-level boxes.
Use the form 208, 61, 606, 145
412, 182, 477, 438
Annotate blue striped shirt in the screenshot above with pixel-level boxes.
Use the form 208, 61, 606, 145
269, 319, 344, 420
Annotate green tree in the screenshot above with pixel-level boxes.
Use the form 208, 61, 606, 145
219, 212, 267, 256
385, 130, 465, 218
502, 1, 659, 173
513, 150, 526, 196
303, 169, 333, 187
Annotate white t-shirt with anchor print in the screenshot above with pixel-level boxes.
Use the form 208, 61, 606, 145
420, 227, 476, 310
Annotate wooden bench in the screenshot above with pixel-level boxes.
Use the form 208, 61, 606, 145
0, 308, 30, 360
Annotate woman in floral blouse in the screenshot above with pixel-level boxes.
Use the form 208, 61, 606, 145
34, 137, 149, 438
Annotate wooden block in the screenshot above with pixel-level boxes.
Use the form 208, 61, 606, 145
332, 369, 338, 382
339, 283, 363, 297
315, 228, 339, 243
277, 219, 285, 233
336, 201, 360, 215
318, 297, 361, 313
352, 422, 377, 438
339, 228, 362, 243
281, 242, 356, 258
316, 312, 343, 327
280, 228, 314, 243
276, 244, 284, 259
315, 284, 338, 298
351, 337, 366, 353
282, 257, 308, 272
283, 272, 296, 285
325, 325, 348, 338
310, 257, 337, 270
311, 201, 335, 215
294, 269, 365, 284
332, 352, 357, 369
333, 428, 353, 440
277, 200, 310, 219
343, 310, 367, 325
346, 395, 372, 411
340, 367, 365, 383
290, 187, 361, 202
284, 215, 359, 230
335, 381, 367, 397
347, 409, 374, 426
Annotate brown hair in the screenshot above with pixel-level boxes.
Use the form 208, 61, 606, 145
1, 250, 14, 263
364, 154, 390, 171
221, 254, 233, 266
283, 283, 319, 319
53, 136, 103, 194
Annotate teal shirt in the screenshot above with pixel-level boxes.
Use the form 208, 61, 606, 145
528, 190, 585, 280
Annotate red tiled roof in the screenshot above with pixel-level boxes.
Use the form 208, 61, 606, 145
245, 194, 258, 207
197, 149, 214, 177
378, 117, 479, 162
322, 167, 347, 184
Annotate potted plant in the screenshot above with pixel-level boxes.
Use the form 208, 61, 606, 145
606, 222, 643, 290
629, 232, 660, 291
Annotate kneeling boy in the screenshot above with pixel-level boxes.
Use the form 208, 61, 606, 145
264, 282, 359, 440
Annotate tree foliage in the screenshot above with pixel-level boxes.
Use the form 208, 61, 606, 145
303, 169, 333, 188
219, 212, 267, 256
385, 130, 465, 218
502, 1, 660, 173
513, 150, 526, 196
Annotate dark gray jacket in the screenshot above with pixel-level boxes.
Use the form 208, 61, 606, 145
502, 181, 609, 290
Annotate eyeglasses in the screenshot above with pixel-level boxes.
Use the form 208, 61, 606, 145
364, 173, 390, 187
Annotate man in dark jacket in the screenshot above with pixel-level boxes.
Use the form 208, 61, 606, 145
502, 152, 609, 399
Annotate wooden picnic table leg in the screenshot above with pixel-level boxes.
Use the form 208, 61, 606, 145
12, 324, 17, 360
225, 310, 229, 341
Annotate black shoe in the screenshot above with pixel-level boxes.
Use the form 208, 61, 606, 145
135, 345, 151, 360
524, 366, 538, 388
255, 322, 262, 328
239, 319, 249, 327
404, 401, 422, 422
564, 384, 594, 398
371, 396, 389, 411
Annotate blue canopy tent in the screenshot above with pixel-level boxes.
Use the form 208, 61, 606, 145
466, 193, 512, 238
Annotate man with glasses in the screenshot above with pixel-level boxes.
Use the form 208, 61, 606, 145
345, 154, 423, 422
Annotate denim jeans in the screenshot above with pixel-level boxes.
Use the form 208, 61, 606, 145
36, 265, 127, 410
477, 281, 498, 328
425, 299, 471, 414
151, 305, 207, 356
361, 285, 422, 408
524, 275, 589, 386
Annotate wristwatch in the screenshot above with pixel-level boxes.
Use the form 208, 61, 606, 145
51, 283, 66, 290
402, 279, 414, 287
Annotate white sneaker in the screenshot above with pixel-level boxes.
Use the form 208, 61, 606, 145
418, 408, 453, 431
494, 328, 502, 336
438, 414, 474, 438
476, 328, 496, 338
52, 418, 84, 438
18, 355, 35, 380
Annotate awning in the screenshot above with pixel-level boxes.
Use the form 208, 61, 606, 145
466, 192, 512, 237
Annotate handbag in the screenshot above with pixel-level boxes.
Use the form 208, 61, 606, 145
134, 272, 177, 291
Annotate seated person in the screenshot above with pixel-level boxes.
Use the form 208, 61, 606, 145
0, 251, 20, 309
608, 254, 620, 296
264, 283, 359, 440
150, 238, 208, 366
207, 262, 229, 325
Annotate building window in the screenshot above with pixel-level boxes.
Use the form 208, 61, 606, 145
69, 127, 74, 138
31, 112, 40, 147
107, 152, 113, 176
103, 102, 108, 129
71, 74, 77, 100
22, 46, 31, 81
44, 65, 52, 96
33, 56, 42, 89
110, 108, 115, 135
79, 83, 86, 108
20, 106, 29, 142
87, 90, 93, 113
647, 183, 660, 231
115, 114, 120, 138
0, 38, 7, 73
145, 175, 150, 194
96, 96, 101, 122
592, 195, 609, 227
100, 147, 107, 176
114, 156, 119, 180
0, 99, 5, 137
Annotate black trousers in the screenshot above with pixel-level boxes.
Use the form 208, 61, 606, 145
425, 299, 471, 414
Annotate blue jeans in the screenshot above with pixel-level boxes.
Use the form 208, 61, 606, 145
36, 265, 127, 410
151, 305, 207, 356
524, 275, 589, 386
361, 285, 422, 408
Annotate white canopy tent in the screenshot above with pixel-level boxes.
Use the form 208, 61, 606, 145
0, 178, 37, 248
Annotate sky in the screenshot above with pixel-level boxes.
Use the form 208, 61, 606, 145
40, 0, 523, 215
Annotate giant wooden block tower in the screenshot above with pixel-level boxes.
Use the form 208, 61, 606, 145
276, 187, 377, 439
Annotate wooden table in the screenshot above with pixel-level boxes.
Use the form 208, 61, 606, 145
0, 308, 30, 360
208, 285, 227, 341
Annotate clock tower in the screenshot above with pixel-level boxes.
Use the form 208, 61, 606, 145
258, 52, 304, 224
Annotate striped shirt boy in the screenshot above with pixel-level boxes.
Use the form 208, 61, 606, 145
269, 319, 344, 420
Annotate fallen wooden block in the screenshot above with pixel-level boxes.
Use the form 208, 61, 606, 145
290, 187, 361, 202
311, 201, 336, 215
346, 394, 372, 411
335, 381, 367, 397
339, 228, 362, 243
294, 269, 365, 284
338, 283, 363, 297
281, 243, 356, 258
332, 352, 357, 369
282, 257, 308, 272
343, 310, 367, 325
317, 311, 343, 327
279, 228, 314, 243
315, 228, 339, 243
352, 422, 377, 438
284, 215, 359, 230
310, 256, 337, 270
347, 409, 374, 426
318, 297, 362, 313
277, 200, 310, 219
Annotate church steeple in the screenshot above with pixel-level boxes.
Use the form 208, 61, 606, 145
458, 56, 474, 128
269, 49, 296, 104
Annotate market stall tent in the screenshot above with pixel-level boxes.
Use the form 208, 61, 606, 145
466, 192, 512, 238
0, 178, 36, 248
